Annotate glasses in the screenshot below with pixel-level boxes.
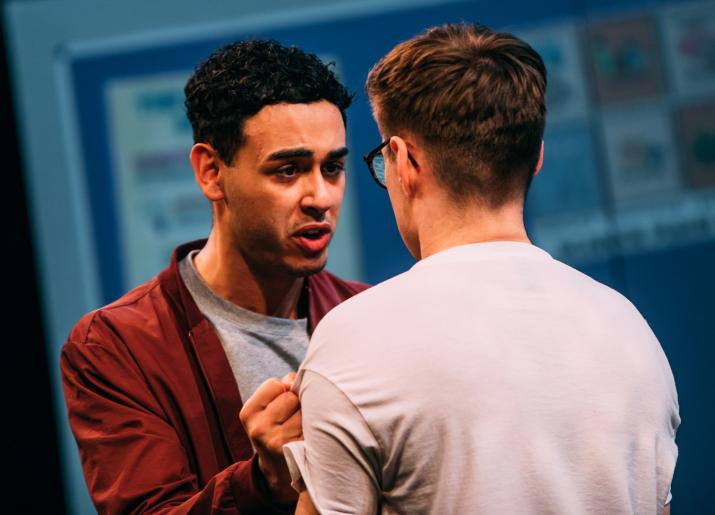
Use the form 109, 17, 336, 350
363, 140, 390, 188
362, 139, 418, 189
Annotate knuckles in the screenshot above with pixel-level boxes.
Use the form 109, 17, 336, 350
248, 422, 269, 441
279, 391, 300, 411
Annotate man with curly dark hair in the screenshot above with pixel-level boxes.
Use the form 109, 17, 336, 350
61, 40, 368, 514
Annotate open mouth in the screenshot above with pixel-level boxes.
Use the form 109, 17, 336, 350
300, 229, 326, 240
293, 226, 332, 254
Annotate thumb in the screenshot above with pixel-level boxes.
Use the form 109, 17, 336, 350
281, 371, 298, 390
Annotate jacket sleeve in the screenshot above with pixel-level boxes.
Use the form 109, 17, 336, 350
60, 329, 291, 515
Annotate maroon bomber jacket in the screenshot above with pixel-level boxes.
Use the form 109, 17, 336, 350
61, 240, 369, 514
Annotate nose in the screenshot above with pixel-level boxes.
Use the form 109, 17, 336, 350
300, 168, 334, 219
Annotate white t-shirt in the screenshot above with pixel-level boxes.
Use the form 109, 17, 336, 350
284, 242, 679, 515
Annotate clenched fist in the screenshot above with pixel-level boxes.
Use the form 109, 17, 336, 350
239, 373, 301, 502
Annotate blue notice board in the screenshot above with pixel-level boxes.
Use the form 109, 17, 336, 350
67, 0, 712, 511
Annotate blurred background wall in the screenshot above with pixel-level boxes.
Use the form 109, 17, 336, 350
2, 0, 713, 513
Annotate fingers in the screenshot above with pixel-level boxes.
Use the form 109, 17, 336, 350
239, 375, 303, 500
263, 390, 300, 424
240, 377, 288, 422
239, 377, 301, 443
280, 408, 303, 442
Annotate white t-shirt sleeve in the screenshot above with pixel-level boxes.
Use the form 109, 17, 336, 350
283, 370, 382, 515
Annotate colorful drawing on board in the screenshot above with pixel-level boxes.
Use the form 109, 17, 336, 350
661, 2, 715, 94
602, 107, 680, 205
678, 102, 715, 189
105, 72, 210, 288
584, 15, 665, 105
516, 23, 588, 121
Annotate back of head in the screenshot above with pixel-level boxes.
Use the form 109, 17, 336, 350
185, 40, 353, 165
366, 23, 546, 207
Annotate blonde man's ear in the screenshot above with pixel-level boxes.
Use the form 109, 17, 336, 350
533, 140, 544, 177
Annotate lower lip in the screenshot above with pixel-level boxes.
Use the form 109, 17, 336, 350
293, 232, 331, 254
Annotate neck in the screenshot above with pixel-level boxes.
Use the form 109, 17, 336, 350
193, 229, 304, 319
415, 195, 530, 259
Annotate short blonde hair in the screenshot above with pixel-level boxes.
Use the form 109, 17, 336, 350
367, 23, 546, 206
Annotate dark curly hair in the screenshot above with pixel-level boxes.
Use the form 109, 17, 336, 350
185, 40, 353, 164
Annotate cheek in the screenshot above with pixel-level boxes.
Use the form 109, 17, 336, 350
234, 184, 293, 222
230, 196, 283, 240
233, 212, 289, 257
330, 181, 346, 213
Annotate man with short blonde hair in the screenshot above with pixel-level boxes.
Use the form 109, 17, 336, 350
285, 23, 679, 515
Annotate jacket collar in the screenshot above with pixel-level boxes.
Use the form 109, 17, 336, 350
154, 239, 352, 463
158, 239, 210, 332
158, 239, 338, 334
156, 240, 249, 462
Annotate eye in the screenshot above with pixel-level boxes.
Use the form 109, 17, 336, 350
323, 161, 345, 176
276, 164, 298, 178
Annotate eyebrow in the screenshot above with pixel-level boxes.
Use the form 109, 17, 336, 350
265, 146, 349, 161
266, 148, 313, 161
327, 147, 349, 160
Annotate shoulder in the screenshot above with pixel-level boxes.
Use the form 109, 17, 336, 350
66, 274, 169, 351
542, 259, 664, 360
61, 270, 190, 388
310, 270, 410, 342
300, 272, 414, 387
549, 258, 643, 316
66, 241, 200, 349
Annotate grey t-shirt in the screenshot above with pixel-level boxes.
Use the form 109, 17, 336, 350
179, 251, 308, 401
